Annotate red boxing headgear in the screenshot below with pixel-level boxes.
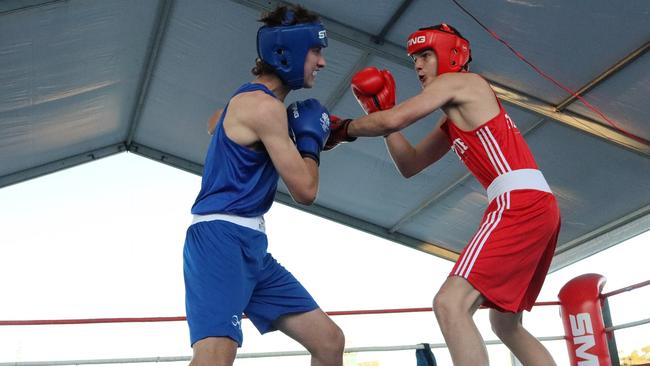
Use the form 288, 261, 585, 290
406, 23, 471, 75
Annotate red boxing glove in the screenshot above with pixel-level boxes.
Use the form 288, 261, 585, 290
324, 115, 356, 151
351, 67, 396, 114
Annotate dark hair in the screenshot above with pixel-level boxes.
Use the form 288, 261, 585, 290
251, 5, 321, 77
259, 4, 320, 26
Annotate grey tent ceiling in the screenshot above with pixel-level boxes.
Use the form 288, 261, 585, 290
1, 0, 649, 271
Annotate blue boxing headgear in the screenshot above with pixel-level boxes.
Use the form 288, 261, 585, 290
257, 15, 328, 90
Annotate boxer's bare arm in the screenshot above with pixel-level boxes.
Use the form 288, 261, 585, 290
207, 108, 224, 135
385, 115, 450, 178
347, 73, 497, 136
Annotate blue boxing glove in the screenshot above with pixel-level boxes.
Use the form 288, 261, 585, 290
287, 99, 331, 165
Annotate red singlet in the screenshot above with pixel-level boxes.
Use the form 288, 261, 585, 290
441, 99, 561, 312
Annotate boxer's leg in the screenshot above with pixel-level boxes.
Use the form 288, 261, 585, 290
275, 309, 345, 366
490, 310, 556, 366
434, 276, 488, 366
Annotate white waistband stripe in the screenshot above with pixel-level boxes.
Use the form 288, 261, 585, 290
191, 213, 266, 233
455, 169, 551, 279
487, 169, 551, 202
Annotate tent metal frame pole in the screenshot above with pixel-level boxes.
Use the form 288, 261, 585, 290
550, 204, 650, 271
124, 0, 175, 148
128, 143, 203, 175
0, 0, 66, 15
0, 144, 126, 189
371, 0, 415, 44
554, 40, 650, 111
324, 52, 371, 111
274, 191, 459, 261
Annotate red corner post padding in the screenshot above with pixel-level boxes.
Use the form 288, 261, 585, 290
558, 273, 612, 366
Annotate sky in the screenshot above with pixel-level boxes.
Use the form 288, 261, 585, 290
0, 152, 648, 366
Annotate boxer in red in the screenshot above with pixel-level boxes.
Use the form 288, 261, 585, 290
328, 24, 560, 366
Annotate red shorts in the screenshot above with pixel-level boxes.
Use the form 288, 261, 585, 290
450, 190, 561, 312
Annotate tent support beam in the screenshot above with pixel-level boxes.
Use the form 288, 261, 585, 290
550, 204, 650, 272
0, 0, 66, 16
324, 52, 371, 111
274, 192, 459, 261
0, 144, 126, 189
127, 143, 203, 175
371, 0, 415, 44
555, 40, 650, 111
125, 0, 175, 148
492, 83, 650, 156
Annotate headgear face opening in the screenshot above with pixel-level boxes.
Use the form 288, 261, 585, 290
406, 23, 471, 76
257, 21, 328, 89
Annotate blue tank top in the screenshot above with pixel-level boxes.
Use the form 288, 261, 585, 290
191, 83, 279, 217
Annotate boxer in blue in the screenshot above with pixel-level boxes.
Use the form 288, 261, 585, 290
183, 5, 344, 366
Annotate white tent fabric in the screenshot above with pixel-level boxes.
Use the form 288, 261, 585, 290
1, 0, 649, 270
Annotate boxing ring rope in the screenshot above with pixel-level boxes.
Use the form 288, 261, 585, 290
600, 279, 650, 334
0, 302, 561, 327
1, 278, 648, 366
606, 318, 650, 332
601, 279, 650, 298
0, 338, 568, 366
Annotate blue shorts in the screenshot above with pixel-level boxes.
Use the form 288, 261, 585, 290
183, 220, 318, 347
